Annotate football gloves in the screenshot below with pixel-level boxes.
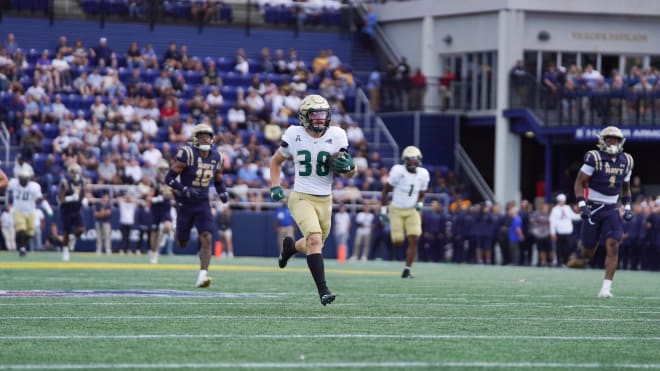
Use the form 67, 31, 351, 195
219, 192, 229, 203
379, 206, 389, 223
577, 199, 591, 221
623, 204, 633, 222
270, 186, 285, 201
333, 152, 355, 173
181, 186, 201, 199
415, 202, 423, 211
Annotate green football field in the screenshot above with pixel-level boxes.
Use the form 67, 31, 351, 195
1, 252, 659, 370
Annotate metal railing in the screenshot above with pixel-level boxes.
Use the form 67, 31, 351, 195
455, 144, 495, 203
510, 76, 660, 127
0, 122, 10, 166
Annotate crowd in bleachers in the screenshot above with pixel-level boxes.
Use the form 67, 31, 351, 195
0, 31, 466, 208
510, 60, 660, 126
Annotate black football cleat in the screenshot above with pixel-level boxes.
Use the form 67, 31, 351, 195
320, 292, 336, 306
401, 269, 415, 279
278, 236, 296, 269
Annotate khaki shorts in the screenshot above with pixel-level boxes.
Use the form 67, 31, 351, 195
389, 206, 421, 244
288, 191, 332, 250
13, 210, 36, 237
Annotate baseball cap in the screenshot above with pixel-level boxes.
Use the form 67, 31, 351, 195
556, 193, 566, 202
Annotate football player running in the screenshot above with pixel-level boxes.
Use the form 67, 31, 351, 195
8, 168, 53, 257
57, 163, 86, 261
270, 94, 356, 306
380, 146, 430, 278
147, 160, 175, 264
570, 126, 633, 298
165, 123, 229, 287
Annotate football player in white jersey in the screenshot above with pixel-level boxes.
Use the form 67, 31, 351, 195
380, 146, 430, 278
6, 168, 52, 256
270, 94, 356, 306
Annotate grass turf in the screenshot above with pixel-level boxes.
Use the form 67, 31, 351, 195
0, 251, 659, 370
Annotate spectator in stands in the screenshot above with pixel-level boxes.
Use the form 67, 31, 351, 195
153, 70, 173, 97
205, 86, 224, 116
89, 37, 117, 68
203, 60, 222, 86
139, 43, 158, 69
125, 157, 143, 184
51, 52, 72, 91
346, 120, 366, 149
191, 0, 218, 24
72, 70, 90, 96
234, 55, 249, 76
543, 64, 560, 109
410, 67, 427, 111
25, 79, 46, 103
227, 101, 247, 128
97, 154, 117, 184
71, 38, 89, 67
160, 97, 179, 126
360, 6, 378, 51
273, 49, 288, 74
129, 0, 148, 20
4, 33, 19, 56
53, 35, 74, 60
258, 47, 274, 73
23, 96, 40, 122
509, 60, 528, 107
125, 41, 145, 70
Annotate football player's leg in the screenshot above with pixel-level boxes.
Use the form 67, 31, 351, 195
175, 208, 194, 248
193, 205, 215, 271
402, 209, 422, 278
389, 207, 405, 248
568, 220, 599, 268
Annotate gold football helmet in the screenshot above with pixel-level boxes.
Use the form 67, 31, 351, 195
597, 126, 625, 155
298, 94, 331, 133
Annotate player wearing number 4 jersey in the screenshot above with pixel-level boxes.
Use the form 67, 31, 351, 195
380, 146, 430, 278
270, 94, 356, 306
569, 126, 634, 299
165, 123, 229, 287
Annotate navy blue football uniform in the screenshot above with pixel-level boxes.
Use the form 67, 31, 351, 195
150, 179, 173, 231
59, 177, 84, 234
580, 149, 634, 248
173, 145, 222, 242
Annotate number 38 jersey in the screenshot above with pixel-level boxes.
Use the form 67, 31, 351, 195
175, 144, 223, 200
387, 164, 430, 209
279, 125, 349, 196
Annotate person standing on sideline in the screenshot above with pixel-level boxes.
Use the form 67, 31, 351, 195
118, 192, 137, 255
333, 204, 351, 258
164, 123, 229, 287
148, 160, 174, 264
569, 126, 634, 298
352, 205, 375, 261
214, 203, 234, 258
380, 146, 430, 278
270, 94, 356, 305
549, 193, 581, 267
274, 199, 294, 254
94, 193, 113, 255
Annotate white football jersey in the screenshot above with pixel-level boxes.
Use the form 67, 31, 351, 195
7, 179, 43, 213
279, 125, 349, 196
387, 164, 430, 208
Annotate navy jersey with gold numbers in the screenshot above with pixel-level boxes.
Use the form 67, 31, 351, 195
582, 150, 633, 203
175, 145, 222, 201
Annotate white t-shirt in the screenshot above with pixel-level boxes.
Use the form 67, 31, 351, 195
7, 179, 43, 213
279, 125, 349, 196
119, 199, 137, 225
387, 164, 430, 209
355, 211, 374, 235
333, 211, 351, 234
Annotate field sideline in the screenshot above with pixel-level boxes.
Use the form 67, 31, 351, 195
1, 252, 659, 370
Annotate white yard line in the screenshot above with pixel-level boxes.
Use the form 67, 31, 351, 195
1, 361, 660, 370
1, 315, 659, 322
1, 334, 659, 341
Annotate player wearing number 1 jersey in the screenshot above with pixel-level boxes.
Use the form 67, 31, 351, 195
380, 146, 430, 278
165, 123, 229, 287
270, 94, 356, 306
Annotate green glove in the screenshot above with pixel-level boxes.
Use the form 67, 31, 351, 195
415, 202, 423, 211
333, 152, 355, 173
379, 206, 389, 223
270, 186, 285, 201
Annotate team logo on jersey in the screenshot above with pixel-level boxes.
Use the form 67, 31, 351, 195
295, 135, 301, 142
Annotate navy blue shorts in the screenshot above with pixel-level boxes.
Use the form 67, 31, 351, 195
581, 203, 623, 248
175, 199, 213, 242
150, 204, 172, 230
61, 209, 83, 234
